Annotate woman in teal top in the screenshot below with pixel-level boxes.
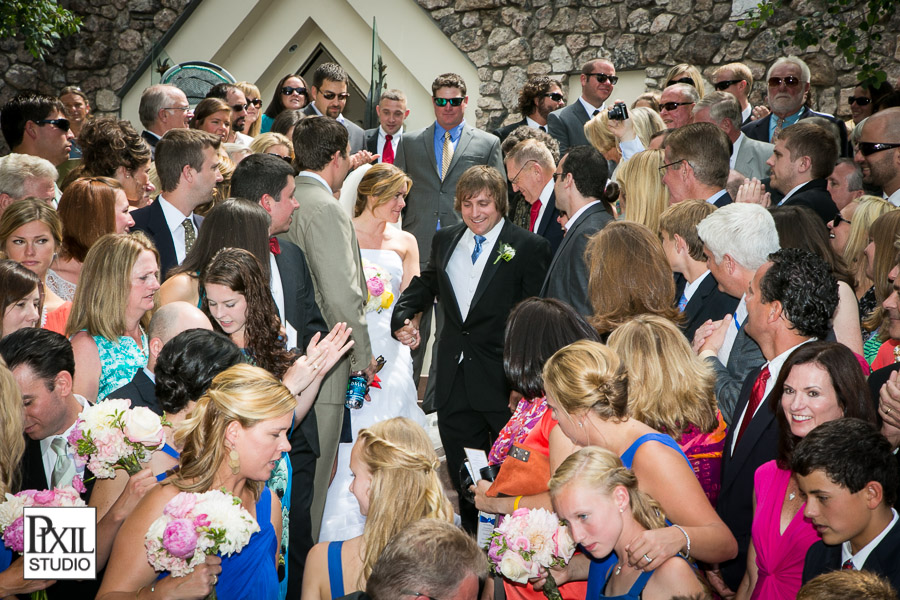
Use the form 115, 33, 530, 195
68, 232, 159, 401
261, 74, 309, 134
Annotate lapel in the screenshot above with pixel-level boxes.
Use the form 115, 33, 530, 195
722, 364, 776, 491
447, 125, 474, 178
423, 123, 439, 177
535, 191, 557, 238
684, 274, 717, 321
134, 370, 156, 405
469, 220, 513, 312
864, 520, 900, 574
440, 225, 468, 324
546, 203, 604, 273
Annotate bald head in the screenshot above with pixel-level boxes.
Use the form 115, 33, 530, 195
147, 302, 212, 370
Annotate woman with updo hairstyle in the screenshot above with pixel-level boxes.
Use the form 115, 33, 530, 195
61, 117, 155, 209
48, 176, 135, 302
586, 221, 681, 338
249, 131, 294, 163
97, 364, 296, 600
616, 149, 670, 232
547, 447, 708, 599
303, 417, 454, 600
262, 74, 309, 134
543, 340, 737, 571
0, 258, 42, 338
665, 64, 706, 98
0, 198, 69, 331
608, 315, 726, 506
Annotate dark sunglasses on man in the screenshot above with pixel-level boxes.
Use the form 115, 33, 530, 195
34, 118, 70, 131
586, 73, 619, 85
231, 103, 248, 112
660, 102, 694, 112
282, 86, 307, 96
544, 92, 565, 102
768, 76, 802, 87
857, 142, 900, 156
848, 96, 872, 106
433, 97, 465, 107
321, 91, 350, 101
714, 79, 745, 91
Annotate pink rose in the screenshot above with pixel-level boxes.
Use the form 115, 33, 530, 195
71, 475, 87, 494
162, 518, 198, 559
33, 489, 55, 505
3, 516, 24, 552
67, 424, 83, 447
193, 513, 210, 528
366, 277, 384, 297
164, 492, 197, 518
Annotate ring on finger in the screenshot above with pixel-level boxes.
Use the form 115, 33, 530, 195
643, 553, 653, 563
212, 574, 218, 585
887, 406, 893, 415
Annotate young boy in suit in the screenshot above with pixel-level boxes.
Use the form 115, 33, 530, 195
793, 418, 900, 588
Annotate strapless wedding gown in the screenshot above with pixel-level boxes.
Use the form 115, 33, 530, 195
318, 248, 427, 541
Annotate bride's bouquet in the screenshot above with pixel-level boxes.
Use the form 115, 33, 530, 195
362, 259, 394, 313
145, 489, 259, 599
68, 398, 167, 478
486, 507, 576, 600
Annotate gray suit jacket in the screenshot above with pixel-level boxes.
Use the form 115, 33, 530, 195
302, 104, 366, 154
734, 135, 773, 181
706, 328, 766, 425
394, 123, 504, 267
283, 175, 373, 402
539, 202, 613, 317
547, 101, 593, 155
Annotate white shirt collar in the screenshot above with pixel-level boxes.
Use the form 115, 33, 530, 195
741, 105, 752, 124
379, 126, 401, 139
885, 188, 900, 207
779, 181, 809, 204
564, 200, 602, 231
579, 97, 604, 117
706, 189, 729, 205
842, 509, 899, 570
298, 171, 333, 194
40, 394, 89, 472
157, 195, 193, 233
683, 270, 710, 301
310, 102, 344, 123
730, 133, 746, 169
466, 217, 505, 250
525, 116, 544, 130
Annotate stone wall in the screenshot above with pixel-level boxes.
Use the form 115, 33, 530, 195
0, 0, 192, 155
415, 0, 900, 130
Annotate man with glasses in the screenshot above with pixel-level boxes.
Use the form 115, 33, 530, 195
854, 107, 900, 206
365, 89, 409, 164
742, 56, 849, 155
138, 84, 192, 157
1, 93, 74, 167
303, 62, 366, 155
547, 58, 617, 154
660, 83, 699, 129
503, 138, 563, 254
492, 76, 565, 143
661, 122, 734, 207
206, 83, 252, 145
711, 62, 756, 125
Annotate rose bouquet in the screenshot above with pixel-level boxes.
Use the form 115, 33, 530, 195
68, 399, 166, 479
486, 507, 576, 600
362, 259, 394, 313
145, 489, 259, 599
0, 486, 87, 600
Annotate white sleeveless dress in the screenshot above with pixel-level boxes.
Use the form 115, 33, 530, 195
317, 248, 427, 541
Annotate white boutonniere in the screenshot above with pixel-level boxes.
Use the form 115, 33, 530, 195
494, 242, 516, 264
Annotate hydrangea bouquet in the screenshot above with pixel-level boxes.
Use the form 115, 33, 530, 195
362, 259, 394, 313
0, 486, 87, 600
486, 507, 576, 600
68, 398, 167, 479
145, 489, 259, 599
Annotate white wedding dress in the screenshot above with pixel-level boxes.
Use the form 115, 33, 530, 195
317, 248, 427, 541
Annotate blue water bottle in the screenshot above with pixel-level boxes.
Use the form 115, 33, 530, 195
345, 371, 367, 409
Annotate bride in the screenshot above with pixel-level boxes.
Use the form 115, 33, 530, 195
319, 163, 428, 541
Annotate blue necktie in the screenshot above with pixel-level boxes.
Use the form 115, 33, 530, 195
678, 292, 688, 312
472, 235, 486, 264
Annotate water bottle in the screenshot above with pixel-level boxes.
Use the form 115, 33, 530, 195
476, 465, 501, 548
345, 372, 367, 409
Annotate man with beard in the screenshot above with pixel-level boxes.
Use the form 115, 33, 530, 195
493, 76, 566, 143
303, 62, 366, 155
854, 107, 900, 206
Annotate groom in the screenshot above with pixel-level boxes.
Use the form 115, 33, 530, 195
391, 165, 550, 530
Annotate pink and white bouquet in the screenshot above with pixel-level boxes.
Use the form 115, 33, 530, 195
0, 486, 86, 553
145, 489, 259, 597
362, 259, 394, 313
487, 507, 576, 600
68, 398, 166, 478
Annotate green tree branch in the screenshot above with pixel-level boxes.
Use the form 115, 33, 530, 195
0, 0, 82, 61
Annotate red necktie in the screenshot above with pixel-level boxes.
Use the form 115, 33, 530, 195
842, 558, 855, 570
269, 237, 281, 255
382, 134, 394, 164
735, 365, 770, 447
529, 199, 543, 232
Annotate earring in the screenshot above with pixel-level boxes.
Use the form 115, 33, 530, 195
228, 447, 240, 474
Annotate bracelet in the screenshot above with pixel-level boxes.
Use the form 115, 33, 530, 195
513, 495, 523, 511
673, 524, 691, 559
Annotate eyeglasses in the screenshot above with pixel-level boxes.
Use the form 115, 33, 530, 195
831, 212, 852, 227
714, 79, 745, 91
33, 118, 70, 131
552, 171, 565, 182
509, 159, 537, 185
282, 86, 307, 96
433, 97, 465, 107
667, 77, 695, 87
660, 102, 694, 112
857, 142, 900, 156
320, 91, 350, 101
401, 591, 440, 600
230, 103, 248, 112
267, 153, 292, 163
658, 159, 685, 172
768, 76, 802, 88
586, 73, 619, 85
848, 96, 872, 106
164, 106, 192, 113
544, 92, 565, 102
247, 98, 262, 107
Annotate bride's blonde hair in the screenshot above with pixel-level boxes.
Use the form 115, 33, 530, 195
353, 163, 412, 217
357, 417, 453, 584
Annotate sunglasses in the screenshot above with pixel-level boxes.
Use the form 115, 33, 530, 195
433, 97, 465, 107
321, 91, 350, 101
231, 103, 248, 112
268, 153, 292, 163
667, 77, 695, 87
34, 118, 70, 131
660, 102, 694, 112
586, 73, 619, 85
714, 79, 745, 91
857, 142, 900, 156
282, 86, 307, 96
544, 92, 565, 102
848, 96, 872, 106
831, 212, 852, 227
768, 76, 802, 87
247, 98, 262, 107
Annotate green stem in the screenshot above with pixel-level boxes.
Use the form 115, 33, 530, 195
542, 573, 562, 600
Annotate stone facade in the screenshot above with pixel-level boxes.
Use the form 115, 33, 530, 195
416, 0, 900, 130
0, 0, 192, 155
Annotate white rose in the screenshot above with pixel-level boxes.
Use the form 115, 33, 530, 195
123, 407, 164, 446
499, 553, 531, 583
0, 494, 27, 530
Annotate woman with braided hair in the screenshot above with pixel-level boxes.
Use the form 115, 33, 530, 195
301, 417, 454, 600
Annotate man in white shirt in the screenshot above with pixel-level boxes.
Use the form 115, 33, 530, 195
364, 90, 409, 164
303, 62, 367, 157
854, 107, 900, 206
547, 58, 616, 154
693, 91, 773, 181
131, 129, 223, 280
711, 62, 756, 125
661, 122, 734, 207
503, 138, 563, 254
493, 76, 566, 142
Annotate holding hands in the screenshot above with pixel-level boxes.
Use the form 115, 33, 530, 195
394, 316, 422, 350
692, 314, 733, 356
